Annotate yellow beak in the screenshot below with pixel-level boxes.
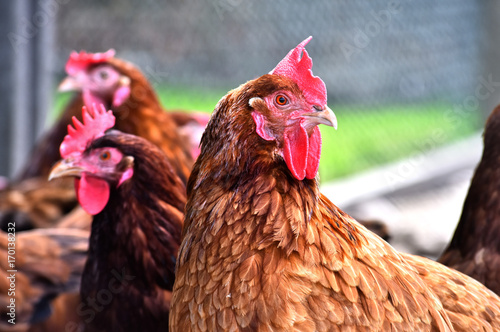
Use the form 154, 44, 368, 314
58, 76, 81, 92
48, 159, 84, 181
302, 105, 337, 130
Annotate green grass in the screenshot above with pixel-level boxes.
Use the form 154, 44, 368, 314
319, 104, 481, 181
155, 85, 229, 113
51, 92, 74, 121
53, 87, 482, 183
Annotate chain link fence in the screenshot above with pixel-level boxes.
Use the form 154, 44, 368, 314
0, 0, 473, 183
56, 0, 483, 105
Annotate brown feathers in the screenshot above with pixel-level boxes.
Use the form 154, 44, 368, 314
0, 177, 77, 231
105, 56, 194, 184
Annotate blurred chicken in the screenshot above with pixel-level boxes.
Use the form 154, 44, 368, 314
355, 218, 391, 242
47, 105, 185, 331
21, 49, 195, 182
0, 178, 76, 232
2, 50, 200, 232
170, 37, 500, 331
0, 228, 88, 332
169, 111, 210, 160
438, 105, 500, 295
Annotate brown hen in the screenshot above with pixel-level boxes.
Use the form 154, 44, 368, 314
48, 105, 186, 331
170, 37, 500, 331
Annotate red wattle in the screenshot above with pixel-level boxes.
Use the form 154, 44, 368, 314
305, 126, 322, 179
283, 124, 308, 180
283, 123, 322, 180
75, 174, 110, 215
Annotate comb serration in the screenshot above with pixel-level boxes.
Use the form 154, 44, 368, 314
270, 37, 327, 107
60, 104, 115, 158
65, 49, 115, 75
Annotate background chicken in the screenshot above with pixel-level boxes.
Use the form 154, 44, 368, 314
1, 50, 201, 232
171, 37, 500, 331
438, 104, 500, 295
22, 49, 195, 183
0, 228, 88, 332
0, 178, 76, 232
47, 105, 186, 331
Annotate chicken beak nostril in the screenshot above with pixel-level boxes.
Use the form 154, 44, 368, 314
302, 105, 337, 130
48, 159, 84, 181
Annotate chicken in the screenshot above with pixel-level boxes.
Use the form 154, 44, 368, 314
438, 105, 500, 295
48, 104, 186, 331
21, 50, 195, 183
0, 227, 88, 332
1, 50, 197, 232
169, 111, 211, 160
170, 37, 500, 331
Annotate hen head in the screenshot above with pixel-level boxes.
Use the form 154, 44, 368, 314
49, 104, 134, 215
209, 37, 336, 181
58, 49, 131, 108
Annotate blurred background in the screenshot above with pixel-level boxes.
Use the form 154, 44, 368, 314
1, 0, 499, 257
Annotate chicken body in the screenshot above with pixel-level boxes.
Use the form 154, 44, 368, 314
50, 129, 186, 332
170, 40, 500, 331
438, 105, 500, 295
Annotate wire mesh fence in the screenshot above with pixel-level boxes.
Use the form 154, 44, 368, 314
56, 0, 483, 104
51, 0, 489, 182
1, 0, 492, 180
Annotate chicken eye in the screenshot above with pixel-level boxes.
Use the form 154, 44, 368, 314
99, 70, 109, 80
275, 94, 288, 106
100, 151, 111, 161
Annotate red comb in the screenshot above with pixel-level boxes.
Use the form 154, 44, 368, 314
60, 104, 116, 158
270, 36, 327, 107
65, 49, 115, 75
